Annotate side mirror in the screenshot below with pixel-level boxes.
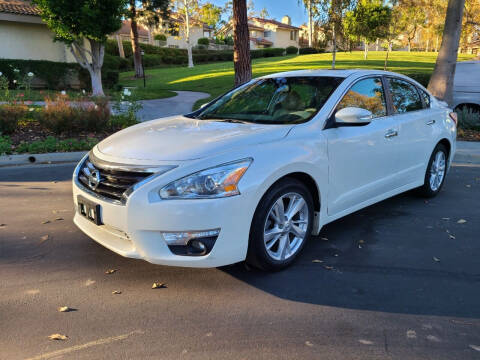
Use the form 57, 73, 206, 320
335, 107, 373, 125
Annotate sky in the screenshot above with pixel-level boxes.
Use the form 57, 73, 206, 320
209, 0, 309, 27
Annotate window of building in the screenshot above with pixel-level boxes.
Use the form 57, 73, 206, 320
264, 30, 272, 38
290, 31, 297, 41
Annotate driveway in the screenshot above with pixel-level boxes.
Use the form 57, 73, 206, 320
138, 91, 210, 121
0, 163, 479, 359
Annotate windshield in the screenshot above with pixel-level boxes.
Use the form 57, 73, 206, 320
197, 76, 344, 124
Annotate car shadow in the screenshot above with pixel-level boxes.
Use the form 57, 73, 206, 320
220, 190, 480, 319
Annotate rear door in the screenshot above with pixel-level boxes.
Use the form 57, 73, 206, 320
385, 77, 435, 186
325, 76, 400, 216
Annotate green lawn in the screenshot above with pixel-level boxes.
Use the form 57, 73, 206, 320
120, 51, 476, 109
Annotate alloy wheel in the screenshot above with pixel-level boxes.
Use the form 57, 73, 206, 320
429, 150, 446, 192
263, 192, 309, 261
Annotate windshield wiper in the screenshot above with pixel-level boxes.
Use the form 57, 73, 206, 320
200, 117, 251, 124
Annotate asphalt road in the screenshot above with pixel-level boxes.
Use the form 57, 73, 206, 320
1, 163, 479, 360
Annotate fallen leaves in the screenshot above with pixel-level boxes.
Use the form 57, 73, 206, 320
457, 219, 467, 224
320, 237, 329, 241
48, 333, 68, 340
312, 259, 323, 263
152, 282, 167, 289
55, 217, 64, 221
323, 265, 334, 271
305, 341, 314, 347
58, 306, 74, 312
469, 344, 480, 352
105, 269, 117, 275
449, 234, 456, 240
112, 290, 122, 295
40, 235, 49, 243
433, 257, 441, 262
0, 223, 6, 228
41, 220, 51, 225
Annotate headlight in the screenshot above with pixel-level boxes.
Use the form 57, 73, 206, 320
159, 159, 252, 199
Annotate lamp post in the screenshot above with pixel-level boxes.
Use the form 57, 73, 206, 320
141, 50, 146, 88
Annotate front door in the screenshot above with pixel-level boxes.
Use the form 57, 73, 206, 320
325, 77, 400, 216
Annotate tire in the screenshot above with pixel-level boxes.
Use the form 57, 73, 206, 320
417, 143, 448, 198
246, 178, 314, 271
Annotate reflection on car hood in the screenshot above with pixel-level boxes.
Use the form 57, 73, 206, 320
97, 115, 292, 161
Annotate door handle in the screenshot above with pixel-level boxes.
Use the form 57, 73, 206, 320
385, 129, 398, 138
426, 120, 436, 125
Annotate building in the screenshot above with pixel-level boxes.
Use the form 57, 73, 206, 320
217, 16, 300, 49
112, 14, 213, 49
0, 0, 77, 62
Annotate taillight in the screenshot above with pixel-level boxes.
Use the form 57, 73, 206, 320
449, 112, 458, 126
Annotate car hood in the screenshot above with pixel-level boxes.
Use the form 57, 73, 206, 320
97, 115, 292, 161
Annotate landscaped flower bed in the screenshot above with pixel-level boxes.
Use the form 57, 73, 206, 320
0, 89, 141, 155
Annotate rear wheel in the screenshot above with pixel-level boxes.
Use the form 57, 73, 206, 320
417, 143, 448, 197
247, 178, 314, 271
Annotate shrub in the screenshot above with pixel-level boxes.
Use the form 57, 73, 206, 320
142, 54, 164, 67
286, 46, 298, 55
250, 49, 265, 58
403, 72, 431, 88
103, 70, 119, 89
154, 34, 167, 41
77, 97, 111, 132
299, 47, 319, 54
457, 106, 480, 130
0, 135, 12, 155
41, 96, 78, 134
198, 37, 210, 46
263, 48, 285, 57
0, 104, 27, 134
15, 136, 98, 154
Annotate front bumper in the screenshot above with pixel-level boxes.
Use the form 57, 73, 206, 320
72, 179, 253, 268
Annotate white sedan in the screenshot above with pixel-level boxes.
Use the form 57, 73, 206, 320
73, 69, 457, 271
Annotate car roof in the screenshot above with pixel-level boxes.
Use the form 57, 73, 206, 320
261, 69, 403, 79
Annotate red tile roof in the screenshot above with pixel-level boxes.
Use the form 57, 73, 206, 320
0, 0, 40, 16
113, 20, 149, 38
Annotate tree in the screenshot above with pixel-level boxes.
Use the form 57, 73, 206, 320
427, 0, 466, 103
397, 0, 426, 51
318, 0, 355, 69
247, 0, 255, 17
199, 2, 223, 29
33, 0, 126, 96
126, 0, 169, 78
300, 0, 316, 47
259, 7, 269, 18
176, 0, 200, 68
344, 0, 391, 60
233, 0, 251, 86
383, 1, 406, 69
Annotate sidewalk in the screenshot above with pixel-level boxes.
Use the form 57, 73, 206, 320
454, 141, 480, 164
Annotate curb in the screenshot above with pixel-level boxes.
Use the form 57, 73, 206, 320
0, 151, 86, 167
0, 148, 479, 167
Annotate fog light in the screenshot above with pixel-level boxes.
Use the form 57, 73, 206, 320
162, 229, 220, 246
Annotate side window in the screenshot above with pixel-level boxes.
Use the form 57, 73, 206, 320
419, 88, 431, 108
387, 78, 423, 113
336, 77, 387, 118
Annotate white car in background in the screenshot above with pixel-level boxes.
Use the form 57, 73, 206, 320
73, 70, 457, 271
453, 60, 480, 112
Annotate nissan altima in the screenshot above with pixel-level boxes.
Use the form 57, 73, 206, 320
73, 70, 457, 271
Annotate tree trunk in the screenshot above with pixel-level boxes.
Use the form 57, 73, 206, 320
375, 38, 379, 51
384, 41, 391, 70
331, 22, 336, 69
69, 39, 105, 97
308, 0, 313, 47
408, 40, 411, 52
427, 0, 465, 104
185, 9, 194, 68
233, 0, 252, 86
116, 35, 125, 58
364, 40, 368, 59
425, 38, 430, 52
129, 1, 143, 78
435, 35, 439, 52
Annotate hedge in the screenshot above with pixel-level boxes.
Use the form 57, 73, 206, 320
0, 59, 78, 89
286, 46, 298, 55
198, 37, 210, 46
299, 47, 320, 54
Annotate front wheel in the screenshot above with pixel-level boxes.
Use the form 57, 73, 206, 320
247, 178, 314, 271
417, 143, 448, 197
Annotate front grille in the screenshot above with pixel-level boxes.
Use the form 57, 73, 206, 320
78, 157, 153, 202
